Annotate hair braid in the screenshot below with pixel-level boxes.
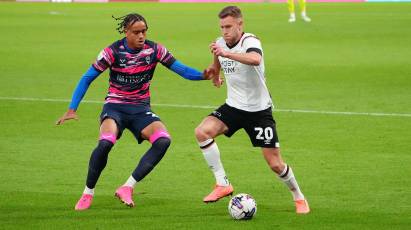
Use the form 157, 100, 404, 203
112, 13, 148, 34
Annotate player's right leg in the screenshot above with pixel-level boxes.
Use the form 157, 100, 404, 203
115, 121, 171, 208
195, 115, 233, 203
75, 118, 118, 211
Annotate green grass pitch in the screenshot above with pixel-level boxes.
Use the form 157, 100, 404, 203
0, 2, 410, 229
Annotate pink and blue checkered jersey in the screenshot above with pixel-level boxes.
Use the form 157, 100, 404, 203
93, 38, 176, 106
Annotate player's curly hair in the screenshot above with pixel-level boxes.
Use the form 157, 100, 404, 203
112, 13, 148, 34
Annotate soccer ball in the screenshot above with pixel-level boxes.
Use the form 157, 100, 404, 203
228, 193, 257, 220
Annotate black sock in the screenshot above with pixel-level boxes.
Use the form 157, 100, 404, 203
132, 137, 171, 182
86, 140, 114, 189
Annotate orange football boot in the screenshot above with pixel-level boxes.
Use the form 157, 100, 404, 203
295, 199, 310, 214
203, 184, 234, 203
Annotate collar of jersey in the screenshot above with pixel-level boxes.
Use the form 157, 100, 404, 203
226, 32, 245, 49
123, 38, 142, 54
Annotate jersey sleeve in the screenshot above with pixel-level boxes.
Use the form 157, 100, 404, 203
92, 47, 115, 72
242, 36, 263, 55
156, 43, 176, 68
68, 65, 101, 110
169, 60, 204, 80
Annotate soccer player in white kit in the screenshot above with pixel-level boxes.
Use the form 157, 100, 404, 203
195, 6, 310, 214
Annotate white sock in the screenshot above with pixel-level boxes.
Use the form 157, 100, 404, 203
290, 13, 296, 19
123, 175, 137, 188
278, 165, 305, 201
301, 11, 307, 17
83, 186, 94, 195
199, 139, 230, 186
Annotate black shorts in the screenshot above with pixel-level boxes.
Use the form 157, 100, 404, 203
210, 103, 280, 148
100, 103, 161, 144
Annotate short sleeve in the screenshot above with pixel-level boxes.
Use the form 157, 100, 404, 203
156, 43, 176, 68
242, 36, 262, 54
92, 47, 115, 72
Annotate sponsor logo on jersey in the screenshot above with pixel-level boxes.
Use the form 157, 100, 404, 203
221, 59, 237, 74
115, 73, 151, 84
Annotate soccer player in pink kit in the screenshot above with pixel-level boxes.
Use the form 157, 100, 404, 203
195, 6, 310, 214
56, 13, 212, 211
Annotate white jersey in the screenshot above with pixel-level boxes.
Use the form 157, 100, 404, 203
216, 33, 273, 112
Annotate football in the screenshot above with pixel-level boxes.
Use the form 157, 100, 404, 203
228, 193, 257, 220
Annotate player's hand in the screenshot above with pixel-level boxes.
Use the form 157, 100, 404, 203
212, 75, 224, 88
56, 109, 78, 125
203, 68, 215, 80
209, 42, 227, 57
203, 66, 223, 88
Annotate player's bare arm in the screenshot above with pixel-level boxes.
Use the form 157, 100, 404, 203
210, 42, 261, 66
206, 54, 223, 88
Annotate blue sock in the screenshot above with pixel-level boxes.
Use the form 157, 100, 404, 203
132, 137, 171, 181
86, 140, 114, 189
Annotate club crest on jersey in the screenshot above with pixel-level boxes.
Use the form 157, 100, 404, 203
145, 56, 151, 64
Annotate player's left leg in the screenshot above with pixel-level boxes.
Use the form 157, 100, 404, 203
245, 107, 309, 214
115, 121, 171, 207
298, 0, 311, 22
262, 147, 310, 214
133, 121, 171, 182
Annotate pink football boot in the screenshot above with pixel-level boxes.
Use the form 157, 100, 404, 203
115, 186, 135, 207
75, 194, 93, 211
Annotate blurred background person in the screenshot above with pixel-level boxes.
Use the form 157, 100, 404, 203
288, 0, 311, 22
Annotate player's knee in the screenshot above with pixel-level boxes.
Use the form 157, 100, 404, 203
149, 130, 171, 148
194, 126, 210, 141
194, 126, 202, 139
99, 132, 117, 145
94, 139, 114, 155
270, 161, 286, 174
149, 130, 171, 145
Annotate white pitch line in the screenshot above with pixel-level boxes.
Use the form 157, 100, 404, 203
1, 96, 411, 118
273, 108, 411, 117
